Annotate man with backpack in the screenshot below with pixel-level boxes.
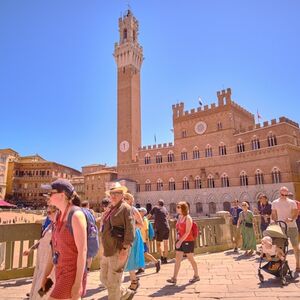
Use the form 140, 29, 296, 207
100, 183, 135, 300
147, 199, 170, 264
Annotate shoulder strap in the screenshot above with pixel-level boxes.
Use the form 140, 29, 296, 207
66, 206, 81, 235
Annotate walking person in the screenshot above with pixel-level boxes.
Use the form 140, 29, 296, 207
100, 183, 135, 300
23, 205, 57, 300
147, 199, 170, 264
271, 186, 300, 271
229, 199, 242, 252
237, 201, 256, 256
123, 193, 145, 291
166, 201, 199, 285
136, 207, 161, 275
41, 179, 87, 300
258, 194, 272, 234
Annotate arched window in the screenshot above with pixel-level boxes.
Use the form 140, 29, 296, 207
217, 121, 222, 130
237, 139, 245, 153
223, 201, 231, 212
194, 175, 201, 189
136, 182, 140, 192
272, 167, 281, 183
193, 146, 200, 160
196, 202, 203, 214
221, 173, 230, 188
205, 144, 213, 157
181, 149, 188, 161
181, 129, 187, 138
167, 151, 175, 162
169, 178, 176, 190
170, 203, 177, 214
219, 142, 227, 156
145, 179, 151, 191
209, 202, 217, 214
207, 174, 215, 188
251, 136, 260, 150
182, 176, 189, 190
268, 132, 277, 147
123, 28, 127, 40
156, 152, 163, 164
144, 153, 151, 164
255, 169, 264, 185
240, 171, 248, 186
156, 178, 163, 191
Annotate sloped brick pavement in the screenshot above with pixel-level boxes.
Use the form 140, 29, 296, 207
1, 250, 300, 299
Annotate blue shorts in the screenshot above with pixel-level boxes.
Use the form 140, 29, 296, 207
143, 243, 149, 253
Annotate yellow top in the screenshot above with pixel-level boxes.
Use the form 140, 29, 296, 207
140, 216, 149, 242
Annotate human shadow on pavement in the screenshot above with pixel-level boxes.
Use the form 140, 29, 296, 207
0, 278, 32, 288
148, 282, 193, 297
84, 286, 107, 298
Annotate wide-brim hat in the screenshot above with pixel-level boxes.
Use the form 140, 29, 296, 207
105, 182, 128, 196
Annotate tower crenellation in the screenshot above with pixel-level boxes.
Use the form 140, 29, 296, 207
217, 88, 232, 106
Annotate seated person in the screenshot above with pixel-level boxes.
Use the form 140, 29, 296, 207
260, 236, 285, 261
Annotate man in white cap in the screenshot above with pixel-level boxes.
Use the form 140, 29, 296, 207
100, 182, 135, 300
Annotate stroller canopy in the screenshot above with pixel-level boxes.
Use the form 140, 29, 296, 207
264, 224, 288, 239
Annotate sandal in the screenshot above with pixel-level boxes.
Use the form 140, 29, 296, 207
128, 279, 140, 291
189, 275, 200, 283
166, 277, 177, 284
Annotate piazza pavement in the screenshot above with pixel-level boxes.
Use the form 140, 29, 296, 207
1, 250, 300, 300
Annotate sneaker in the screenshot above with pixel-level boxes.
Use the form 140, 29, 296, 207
161, 257, 168, 264
135, 268, 145, 275
189, 275, 200, 283
155, 259, 161, 273
166, 277, 177, 285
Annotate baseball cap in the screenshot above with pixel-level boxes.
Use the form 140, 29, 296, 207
41, 179, 75, 198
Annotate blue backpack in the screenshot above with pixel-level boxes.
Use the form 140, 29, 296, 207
67, 207, 100, 258
148, 221, 155, 241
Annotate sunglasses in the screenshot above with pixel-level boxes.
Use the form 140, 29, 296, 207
176, 205, 181, 209
242, 204, 247, 207
110, 191, 122, 196
281, 193, 288, 197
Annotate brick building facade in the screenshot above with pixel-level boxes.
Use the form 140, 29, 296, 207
115, 11, 300, 216
6, 155, 81, 208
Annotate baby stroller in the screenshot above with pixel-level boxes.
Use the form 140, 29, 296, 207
258, 221, 293, 285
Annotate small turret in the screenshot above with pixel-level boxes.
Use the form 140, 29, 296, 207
217, 88, 232, 106
172, 102, 184, 118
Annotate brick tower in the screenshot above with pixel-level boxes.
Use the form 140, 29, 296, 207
114, 10, 143, 166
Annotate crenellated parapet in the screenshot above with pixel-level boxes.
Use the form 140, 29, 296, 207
230, 101, 254, 119
139, 142, 173, 151
234, 117, 299, 134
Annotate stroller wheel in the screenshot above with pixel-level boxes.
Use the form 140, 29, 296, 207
281, 277, 287, 286
258, 273, 264, 283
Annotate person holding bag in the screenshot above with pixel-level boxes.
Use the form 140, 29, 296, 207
237, 201, 257, 256
100, 183, 135, 300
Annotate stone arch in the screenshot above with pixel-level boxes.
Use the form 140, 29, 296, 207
208, 202, 217, 214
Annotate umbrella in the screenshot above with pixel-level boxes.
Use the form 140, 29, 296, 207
0, 199, 17, 208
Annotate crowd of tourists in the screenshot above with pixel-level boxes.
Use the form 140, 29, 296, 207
18, 178, 300, 300
230, 186, 300, 271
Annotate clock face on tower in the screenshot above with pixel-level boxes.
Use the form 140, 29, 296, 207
120, 140, 130, 152
194, 121, 207, 135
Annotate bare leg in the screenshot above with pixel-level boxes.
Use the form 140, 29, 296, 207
156, 240, 162, 258
172, 251, 184, 279
186, 253, 199, 277
144, 252, 158, 263
163, 239, 169, 258
293, 245, 300, 268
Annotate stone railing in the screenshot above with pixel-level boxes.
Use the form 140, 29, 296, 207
0, 212, 262, 280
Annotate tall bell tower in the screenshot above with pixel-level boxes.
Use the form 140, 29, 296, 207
114, 10, 143, 166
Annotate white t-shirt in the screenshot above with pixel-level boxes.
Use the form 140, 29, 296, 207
271, 197, 297, 228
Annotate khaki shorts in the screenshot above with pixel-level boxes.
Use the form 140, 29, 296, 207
287, 227, 299, 247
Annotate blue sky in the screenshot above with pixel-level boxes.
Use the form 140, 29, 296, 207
1, 0, 299, 171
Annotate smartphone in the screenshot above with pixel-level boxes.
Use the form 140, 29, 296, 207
38, 278, 53, 297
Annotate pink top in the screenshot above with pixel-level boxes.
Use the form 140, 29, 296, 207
176, 216, 194, 242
